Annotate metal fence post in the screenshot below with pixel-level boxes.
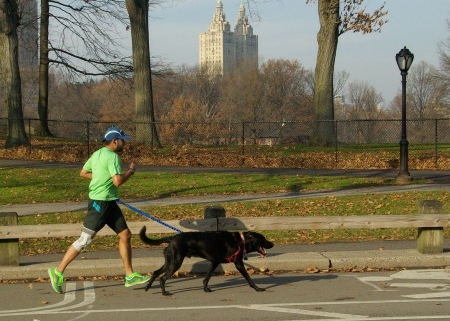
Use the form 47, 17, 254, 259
241, 121, 245, 166
334, 120, 338, 163
434, 119, 438, 167
28, 118, 32, 154
86, 121, 90, 156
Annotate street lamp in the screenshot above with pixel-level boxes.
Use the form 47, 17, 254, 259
395, 46, 414, 183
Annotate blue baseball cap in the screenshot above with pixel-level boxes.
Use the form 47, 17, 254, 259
102, 126, 132, 142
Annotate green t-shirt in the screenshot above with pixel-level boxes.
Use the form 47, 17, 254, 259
83, 147, 123, 201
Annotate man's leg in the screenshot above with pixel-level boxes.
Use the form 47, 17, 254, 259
118, 228, 133, 276
48, 245, 80, 294
110, 201, 149, 286
57, 245, 80, 273
118, 228, 150, 287
48, 228, 95, 294
59, 227, 95, 272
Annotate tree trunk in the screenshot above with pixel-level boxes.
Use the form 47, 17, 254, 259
312, 0, 339, 146
36, 0, 52, 137
0, 0, 29, 148
125, 0, 161, 147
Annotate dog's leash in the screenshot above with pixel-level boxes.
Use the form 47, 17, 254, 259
116, 199, 184, 234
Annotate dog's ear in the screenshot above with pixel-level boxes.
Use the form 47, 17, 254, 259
245, 231, 257, 239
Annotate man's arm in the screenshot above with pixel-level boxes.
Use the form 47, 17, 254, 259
112, 162, 136, 187
80, 168, 92, 180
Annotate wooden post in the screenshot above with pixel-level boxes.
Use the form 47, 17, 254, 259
204, 206, 226, 219
204, 206, 225, 231
0, 212, 19, 266
417, 200, 444, 254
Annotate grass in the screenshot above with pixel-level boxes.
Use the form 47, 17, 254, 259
0, 167, 400, 204
2, 167, 448, 255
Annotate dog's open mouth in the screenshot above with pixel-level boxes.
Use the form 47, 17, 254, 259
258, 247, 267, 258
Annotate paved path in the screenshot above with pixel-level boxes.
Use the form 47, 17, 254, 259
2, 183, 450, 216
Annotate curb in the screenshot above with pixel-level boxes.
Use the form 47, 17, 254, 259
2, 250, 450, 281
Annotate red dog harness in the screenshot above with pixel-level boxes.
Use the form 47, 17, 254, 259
225, 232, 246, 263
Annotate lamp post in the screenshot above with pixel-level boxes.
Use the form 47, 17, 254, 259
395, 46, 414, 183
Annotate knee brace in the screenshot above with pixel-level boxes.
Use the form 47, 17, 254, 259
72, 228, 95, 252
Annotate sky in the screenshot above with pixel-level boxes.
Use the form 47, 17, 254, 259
142, 0, 449, 107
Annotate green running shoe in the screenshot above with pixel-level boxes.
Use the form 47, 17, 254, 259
124, 272, 150, 287
48, 267, 64, 294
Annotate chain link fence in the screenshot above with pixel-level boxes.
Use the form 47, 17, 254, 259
1, 118, 450, 169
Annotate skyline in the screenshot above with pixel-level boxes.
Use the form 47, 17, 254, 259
142, 0, 449, 107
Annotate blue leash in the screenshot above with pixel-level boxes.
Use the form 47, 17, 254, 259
116, 199, 184, 234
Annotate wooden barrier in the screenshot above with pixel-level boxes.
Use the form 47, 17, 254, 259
0, 218, 218, 239
1, 212, 449, 266
217, 215, 450, 231
1, 215, 449, 238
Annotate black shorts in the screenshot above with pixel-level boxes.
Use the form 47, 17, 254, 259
83, 199, 128, 234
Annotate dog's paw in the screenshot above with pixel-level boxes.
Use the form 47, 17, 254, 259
255, 287, 265, 292
203, 287, 213, 292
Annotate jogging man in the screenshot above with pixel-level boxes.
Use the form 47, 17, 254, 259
48, 126, 150, 293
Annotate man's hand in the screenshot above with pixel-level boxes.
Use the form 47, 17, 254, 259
112, 162, 136, 187
128, 161, 136, 173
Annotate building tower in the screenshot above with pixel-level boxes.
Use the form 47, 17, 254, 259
199, 1, 258, 75
234, 2, 258, 70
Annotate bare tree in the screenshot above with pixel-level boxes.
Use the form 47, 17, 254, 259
435, 19, 450, 86
17, 0, 37, 67
193, 67, 222, 119
47, 1, 131, 77
407, 61, 437, 119
0, 0, 29, 148
346, 80, 383, 119
333, 70, 349, 98
307, 0, 387, 145
388, 60, 450, 119
221, 63, 264, 123
302, 69, 349, 102
126, 0, 162, 147
341, 80, 383, 143
260, 59, 310, 121
38, 0, 51, 136
433, 19, 450, 113
37, 0, 133, 136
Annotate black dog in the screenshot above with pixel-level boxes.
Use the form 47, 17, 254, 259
139, 226, 274, 296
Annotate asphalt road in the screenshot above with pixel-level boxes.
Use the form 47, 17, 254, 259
1, 269, 450, 321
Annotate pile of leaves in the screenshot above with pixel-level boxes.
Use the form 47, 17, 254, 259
1, 140, 450, 170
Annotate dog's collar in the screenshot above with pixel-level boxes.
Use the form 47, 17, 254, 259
240, 232, 247, 257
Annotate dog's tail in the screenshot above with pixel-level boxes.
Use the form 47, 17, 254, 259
139, 226, 173, 245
